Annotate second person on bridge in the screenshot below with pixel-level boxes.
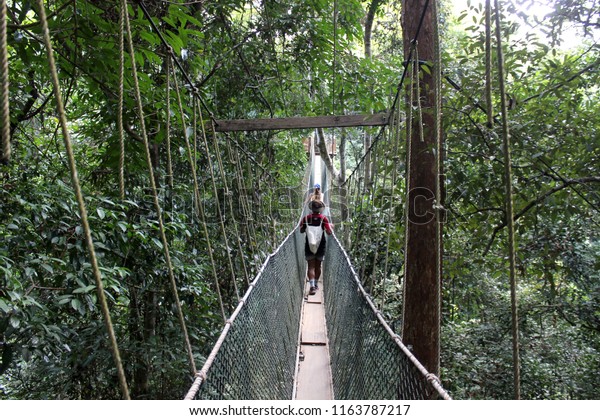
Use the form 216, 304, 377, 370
299, 199, 333, 295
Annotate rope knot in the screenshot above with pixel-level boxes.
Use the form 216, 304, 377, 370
196, 370, 207, 382
426, 373, 441, 384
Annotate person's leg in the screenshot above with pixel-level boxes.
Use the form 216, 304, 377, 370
314, 240, 325, 282
314, 260, 322, 281
307, 259, 318, 294
307, 259, 317, 281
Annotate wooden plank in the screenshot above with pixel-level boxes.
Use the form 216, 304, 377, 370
213, 113, 389, 132
301, 302, 327, 344
295, 345, 334, 400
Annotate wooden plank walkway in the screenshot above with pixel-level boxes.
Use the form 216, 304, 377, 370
294, 278, 334, 400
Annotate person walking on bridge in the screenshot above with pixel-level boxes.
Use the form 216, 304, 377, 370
299, 200, 333, 295
309, 183, 323, 203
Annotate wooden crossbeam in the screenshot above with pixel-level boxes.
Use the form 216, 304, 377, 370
213, 112, 389, 132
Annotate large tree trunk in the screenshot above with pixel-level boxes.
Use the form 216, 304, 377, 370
401, 0, 441, 379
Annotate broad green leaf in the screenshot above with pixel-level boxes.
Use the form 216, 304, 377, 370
0, 299, 10, 313
152, 238, 164, 250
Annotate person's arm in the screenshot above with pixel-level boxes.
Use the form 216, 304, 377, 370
322, 215, 333, 235
299, 215, 307, 233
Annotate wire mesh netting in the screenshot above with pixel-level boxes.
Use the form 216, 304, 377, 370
323, 234, 450, 400
185, 228, 306, 400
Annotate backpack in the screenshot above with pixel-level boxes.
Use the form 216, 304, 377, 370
306, 217, 324, 254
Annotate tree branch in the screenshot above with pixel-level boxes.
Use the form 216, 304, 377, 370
483, 176, 600, 255
364, 0, 384, 59
316, 128, 340, 183
521, 54, 600, 106
7, 0, 76, 31
10, 71, 43, 137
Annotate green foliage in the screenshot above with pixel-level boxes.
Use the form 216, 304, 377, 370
0, 179, 223, 398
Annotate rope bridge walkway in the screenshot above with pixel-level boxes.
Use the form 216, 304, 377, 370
184, 227, 451, 400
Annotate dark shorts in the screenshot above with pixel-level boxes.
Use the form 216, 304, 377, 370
305, 237, 326, 261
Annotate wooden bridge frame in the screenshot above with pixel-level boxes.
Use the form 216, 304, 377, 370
213, 112, 389, 132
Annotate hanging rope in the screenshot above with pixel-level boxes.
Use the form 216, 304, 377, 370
0, 0, 10, 164
494, 0, 521, 400
165, 54, 174, 191
209, 123, 250, 286
117, 2, 126, 199
433, 0, 444, 379
340, 126, 385, 188
35, 0, 130, 399
353, 175, 366, 253
485, 0, 494, 128
195, 100, 241, 301
401, 42, 418, 329
194, 95, 200, 165
380, 104, 403, 310
170, 68, 227, 322
366, 138, 383, 291
234, 135, 259, 256
414, 46, 425, 144
227, 134, 258, 260
332, 0, 338, 115
351, 174, 365, 255
122, 0, 197, 377
249, 149, 273, 252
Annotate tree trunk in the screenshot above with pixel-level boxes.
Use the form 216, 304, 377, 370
364, 0, 383, 59
129, 283, 157, 399
401, 0, 441, 379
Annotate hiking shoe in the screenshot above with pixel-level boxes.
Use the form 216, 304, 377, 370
309, 286, 317, 295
